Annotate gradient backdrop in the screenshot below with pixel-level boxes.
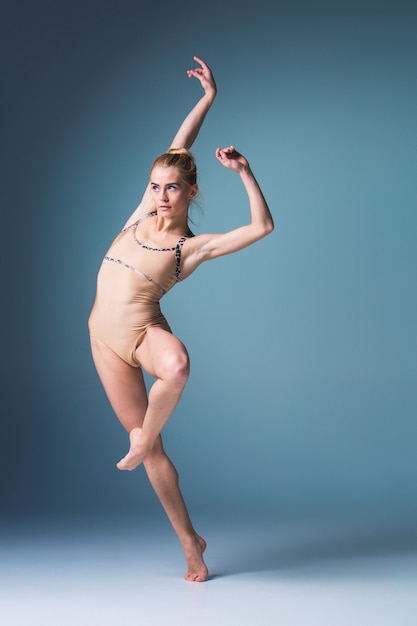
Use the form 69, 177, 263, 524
1, 0, 416, 525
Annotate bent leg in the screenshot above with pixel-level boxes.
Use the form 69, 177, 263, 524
90, 336, 208, 581
116, 326, 190, 471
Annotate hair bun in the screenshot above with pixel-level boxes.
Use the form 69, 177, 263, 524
167, 147, 192, 157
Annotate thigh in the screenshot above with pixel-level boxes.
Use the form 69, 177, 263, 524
135, 326, 190, 380
90, 336, 148, 432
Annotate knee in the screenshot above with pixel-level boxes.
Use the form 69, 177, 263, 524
161, 350, 190, 387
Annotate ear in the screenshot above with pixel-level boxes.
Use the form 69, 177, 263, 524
189, 184, 198, 198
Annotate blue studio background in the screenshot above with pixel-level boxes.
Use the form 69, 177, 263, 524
1, 0, 416, 525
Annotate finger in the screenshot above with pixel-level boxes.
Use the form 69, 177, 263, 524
188, 66, 204, 74
215, 148, 228, 162
187, 68, 202, 79
193, 55, 208, 69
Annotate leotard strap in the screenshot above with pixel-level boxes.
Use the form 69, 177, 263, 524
121, 211, 193, 282
175, 236, 189, 282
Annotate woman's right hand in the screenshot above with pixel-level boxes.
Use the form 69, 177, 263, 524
187, 56, 217, 98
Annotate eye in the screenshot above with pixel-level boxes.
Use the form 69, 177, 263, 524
151, 184, 159, 191
168, 184, 178, 190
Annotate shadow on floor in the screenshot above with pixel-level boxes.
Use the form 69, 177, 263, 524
212, 521, 417, 578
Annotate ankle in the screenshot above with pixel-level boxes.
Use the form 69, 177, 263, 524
130, 428, 152, 448
180, 530, 202, 549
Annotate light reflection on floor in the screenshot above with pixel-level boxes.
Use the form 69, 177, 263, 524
1, 514, 417, 626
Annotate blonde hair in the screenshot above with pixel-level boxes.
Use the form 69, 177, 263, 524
150, 148, 197, 187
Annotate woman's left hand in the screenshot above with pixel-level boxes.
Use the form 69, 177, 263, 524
215, 146, 249, 173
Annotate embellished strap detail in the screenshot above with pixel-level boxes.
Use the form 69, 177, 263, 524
103, 256, 166, 294
122, 211, 156, 233
119, 210, 193, 283
175, 235, 190, 282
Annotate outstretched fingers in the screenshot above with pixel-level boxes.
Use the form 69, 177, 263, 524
186, 55, 208, 76
186, 56, 216, 94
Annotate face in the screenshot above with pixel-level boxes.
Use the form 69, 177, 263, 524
150, 166, 197, 218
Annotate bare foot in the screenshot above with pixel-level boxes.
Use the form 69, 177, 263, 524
184, 534, 208, 582
116, 428, 150, 471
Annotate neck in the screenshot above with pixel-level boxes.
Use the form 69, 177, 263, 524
154, 212, 189, 235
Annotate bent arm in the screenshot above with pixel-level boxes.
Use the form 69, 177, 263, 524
123, 57, 216, 228
190, 147, 274, 264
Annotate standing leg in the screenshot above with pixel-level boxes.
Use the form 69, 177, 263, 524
90, 335, 208, 582
144, 439, 208, 582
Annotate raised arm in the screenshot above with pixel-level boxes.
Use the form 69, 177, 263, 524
169, 56, 217, 149
123, 57, 216, 228
183, 147, 274, 273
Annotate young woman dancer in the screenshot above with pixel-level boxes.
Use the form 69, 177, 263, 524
88, 57, 274, 582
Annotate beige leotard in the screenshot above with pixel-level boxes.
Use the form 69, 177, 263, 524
88, 212, 193, 367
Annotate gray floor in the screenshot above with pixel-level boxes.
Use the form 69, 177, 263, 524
1, 513, 417, 626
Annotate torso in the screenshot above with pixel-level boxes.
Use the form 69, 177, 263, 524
88, 212, 194, 367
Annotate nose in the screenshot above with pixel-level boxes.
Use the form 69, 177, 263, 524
159, 187, 168, 201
